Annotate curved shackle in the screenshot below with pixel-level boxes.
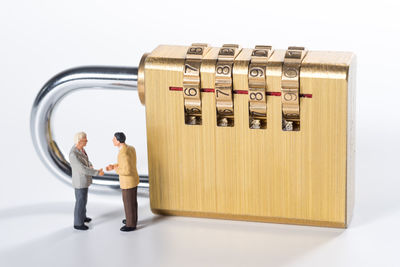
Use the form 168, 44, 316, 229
30, 66, 149, 190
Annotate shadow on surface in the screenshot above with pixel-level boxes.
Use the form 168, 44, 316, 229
0, 201, 344, 267
153, 215, 345, 267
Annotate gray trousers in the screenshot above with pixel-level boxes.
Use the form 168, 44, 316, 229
74, 188, 88, 226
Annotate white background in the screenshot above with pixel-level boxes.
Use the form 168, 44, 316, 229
1, 0, 399, 266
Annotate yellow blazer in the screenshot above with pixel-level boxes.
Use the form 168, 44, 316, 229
116, 144, 139, 189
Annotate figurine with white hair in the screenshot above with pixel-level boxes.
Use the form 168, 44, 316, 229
69, 132, 104, 230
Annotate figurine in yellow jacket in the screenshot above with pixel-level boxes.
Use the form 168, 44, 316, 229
106, 132, 139, 232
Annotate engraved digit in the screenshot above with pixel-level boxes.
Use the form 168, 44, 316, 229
219, 48, 234, 56
284, 67, 298, 78
216, 89, 229, 97
287, 50, 302, 58
188, 47, 203, 54
285, 113, 298, 119
250, 111, 266, 117
250, 92, 263, 101
250, 67, 264, 77
216, 65, 230, 75
186, 107, 201, 114
221, 109, 233, 115
185, 64, 198, 73
284, 92, 298, 101
184, 87, 197, 96
252, 49, 267, 57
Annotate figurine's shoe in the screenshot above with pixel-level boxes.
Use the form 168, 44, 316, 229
84, 217, 92, 223
122, 219, 126, 224
120, 225, 136, 232
74, 224, 89, 231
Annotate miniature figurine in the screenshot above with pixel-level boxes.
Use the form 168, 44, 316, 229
69, 132, 104, 231
106, 132, 139, 232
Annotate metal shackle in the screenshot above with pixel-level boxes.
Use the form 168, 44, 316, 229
30, 64, 149, 190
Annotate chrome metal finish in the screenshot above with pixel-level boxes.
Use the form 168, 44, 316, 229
30, 66, 149, 190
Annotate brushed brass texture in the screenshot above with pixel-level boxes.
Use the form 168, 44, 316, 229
138, 53, 149, 105
215, 44, 242, 127
281, 46, 307, 131
144, 45, 356, 228
248, 45, 273, 129
183, 43, 210, 125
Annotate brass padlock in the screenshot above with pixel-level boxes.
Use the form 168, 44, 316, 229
31, 44, 356, 228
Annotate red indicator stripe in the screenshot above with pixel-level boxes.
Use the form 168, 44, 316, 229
169, 87, 183, 91
234, 90, 248, 95
267, 92, 281, 96
169, 87, 312, 98
301, 94, 313, 98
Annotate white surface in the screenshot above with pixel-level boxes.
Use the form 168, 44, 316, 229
1, 0, 399, 266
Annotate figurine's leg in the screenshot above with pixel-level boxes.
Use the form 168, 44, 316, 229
83, 188, 88, 219
133, 187, 138, 226
74, 188, 88, 226
122, 188, 136, 228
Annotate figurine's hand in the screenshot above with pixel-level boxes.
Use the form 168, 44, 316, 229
106, 164, 114, 171
98, 168, 104, 176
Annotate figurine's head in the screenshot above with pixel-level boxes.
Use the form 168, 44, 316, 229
113, 132, 126, 147
74, 132, 88, 149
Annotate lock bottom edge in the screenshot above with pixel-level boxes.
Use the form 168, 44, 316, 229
151, 208, 347, 229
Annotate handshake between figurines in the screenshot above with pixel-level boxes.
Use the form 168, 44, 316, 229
105, 164, 117, 171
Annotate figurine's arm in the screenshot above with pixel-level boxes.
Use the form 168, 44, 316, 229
70, 152, 99, 176
115, 150, 134, 176
115, 160, 129, 175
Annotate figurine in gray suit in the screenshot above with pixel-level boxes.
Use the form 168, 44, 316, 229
69, 132, 104, 230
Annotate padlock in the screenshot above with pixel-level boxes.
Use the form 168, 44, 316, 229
31, 44, 356, 228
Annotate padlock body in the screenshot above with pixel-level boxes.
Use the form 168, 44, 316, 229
143, 45, 356, 228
